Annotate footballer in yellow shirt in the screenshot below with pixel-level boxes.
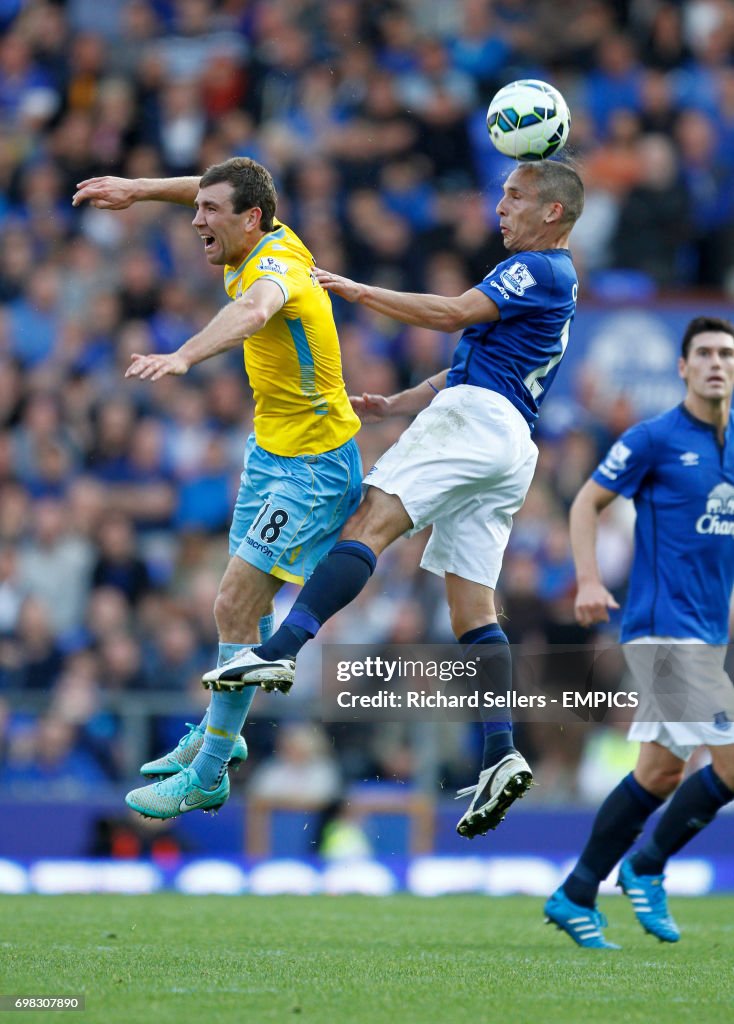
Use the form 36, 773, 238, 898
224, 220, 359, 457
74, 156, 363, 817
76, 157, 362, 589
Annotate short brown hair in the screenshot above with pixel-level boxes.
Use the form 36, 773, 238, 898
681, 316, 734, 359
200, 157, 277, 231
518, 160, 585, 227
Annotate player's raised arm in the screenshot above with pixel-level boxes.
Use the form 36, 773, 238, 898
72, 175, 201, 209
569, 479, 621, 627
314, 267, 498, 333
125, 278, 285, 382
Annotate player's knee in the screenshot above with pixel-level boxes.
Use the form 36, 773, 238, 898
708, 754, 734, 793
340, 490, 410, 553
447, 598, 497, 639
637, 764, 684, 798
340, 507, 387, 551
212, 588, 235, 633
449, 608, 493, 638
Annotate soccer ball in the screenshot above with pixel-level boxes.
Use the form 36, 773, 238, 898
486, 80, 570, 161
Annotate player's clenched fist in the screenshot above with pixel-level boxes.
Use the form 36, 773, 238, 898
72, 176, 138, 209
125, 352, 189, 382
574, 580, 620, 628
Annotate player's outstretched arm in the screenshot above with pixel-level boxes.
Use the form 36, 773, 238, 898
314, 268, 498, 332
570, 479, 621, 627
72, 175, 201, 209
350, 370, 449, 421
125, 279, 285, 382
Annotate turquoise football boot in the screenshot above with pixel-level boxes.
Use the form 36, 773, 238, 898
140, 723, 248, 777
126, 766, 230, 820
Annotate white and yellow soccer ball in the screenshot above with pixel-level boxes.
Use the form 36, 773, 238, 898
486, 79, 570, 161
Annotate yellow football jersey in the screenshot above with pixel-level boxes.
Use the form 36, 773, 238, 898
223, 222, 360, 457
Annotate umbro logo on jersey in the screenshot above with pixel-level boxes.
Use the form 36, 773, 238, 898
680, 452, 700, 466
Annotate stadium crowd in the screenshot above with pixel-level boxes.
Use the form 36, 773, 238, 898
1, 0, 733, 805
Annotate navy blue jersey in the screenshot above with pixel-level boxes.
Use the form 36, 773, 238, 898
592, 404, 734, 644
447, 249, 577, 427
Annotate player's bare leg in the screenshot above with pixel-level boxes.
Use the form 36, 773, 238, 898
202, 488, 412, 691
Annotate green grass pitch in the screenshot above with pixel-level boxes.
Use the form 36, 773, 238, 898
1, 894, 732, 1024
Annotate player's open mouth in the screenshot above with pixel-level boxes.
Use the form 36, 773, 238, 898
202, 235, 216, 251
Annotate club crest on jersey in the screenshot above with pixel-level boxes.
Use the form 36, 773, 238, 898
257, 256, 289, 275
500, 262, 537, 296
680, 451, 699, 466
598, 441, 632, 480
696, 482, 734, 535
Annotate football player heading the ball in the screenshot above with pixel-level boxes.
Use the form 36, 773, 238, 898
203, 160, 585, 841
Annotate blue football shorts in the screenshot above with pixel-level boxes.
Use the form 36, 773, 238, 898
229, 433, 362, 584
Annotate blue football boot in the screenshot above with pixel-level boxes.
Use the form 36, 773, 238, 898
617, 858, 680, 942
544, 887, 621, 950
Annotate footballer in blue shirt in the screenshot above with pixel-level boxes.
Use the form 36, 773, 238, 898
202, 160, 585, 840
546, 316, 734, 949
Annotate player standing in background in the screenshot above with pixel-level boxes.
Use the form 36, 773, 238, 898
546, 316, 734, 949
73, 158, 362, 818
203, 161, 585, 839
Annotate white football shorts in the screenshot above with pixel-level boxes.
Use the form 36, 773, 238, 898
364, 384, 538, 588
624, 637, 734, 760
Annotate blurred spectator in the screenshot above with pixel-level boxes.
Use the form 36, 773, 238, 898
1, 714, 110, 787
18, 498, 94, 636
315, 798, 373, 860
90, 511, 153, 605
248, 723, 342, 806
611, 133, 690, 287
0, 543, 24, 634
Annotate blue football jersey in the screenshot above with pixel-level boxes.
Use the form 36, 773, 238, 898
447, 249, 578, 426
592, 404, 734, 644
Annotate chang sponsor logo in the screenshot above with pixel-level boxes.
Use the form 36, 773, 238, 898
696, 483, 734, 535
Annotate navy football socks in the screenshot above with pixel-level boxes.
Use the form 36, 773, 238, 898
563, 772, 663, 908
459, 624, 516, 769
257, 540, 378, 661
632, 765, 734, 876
